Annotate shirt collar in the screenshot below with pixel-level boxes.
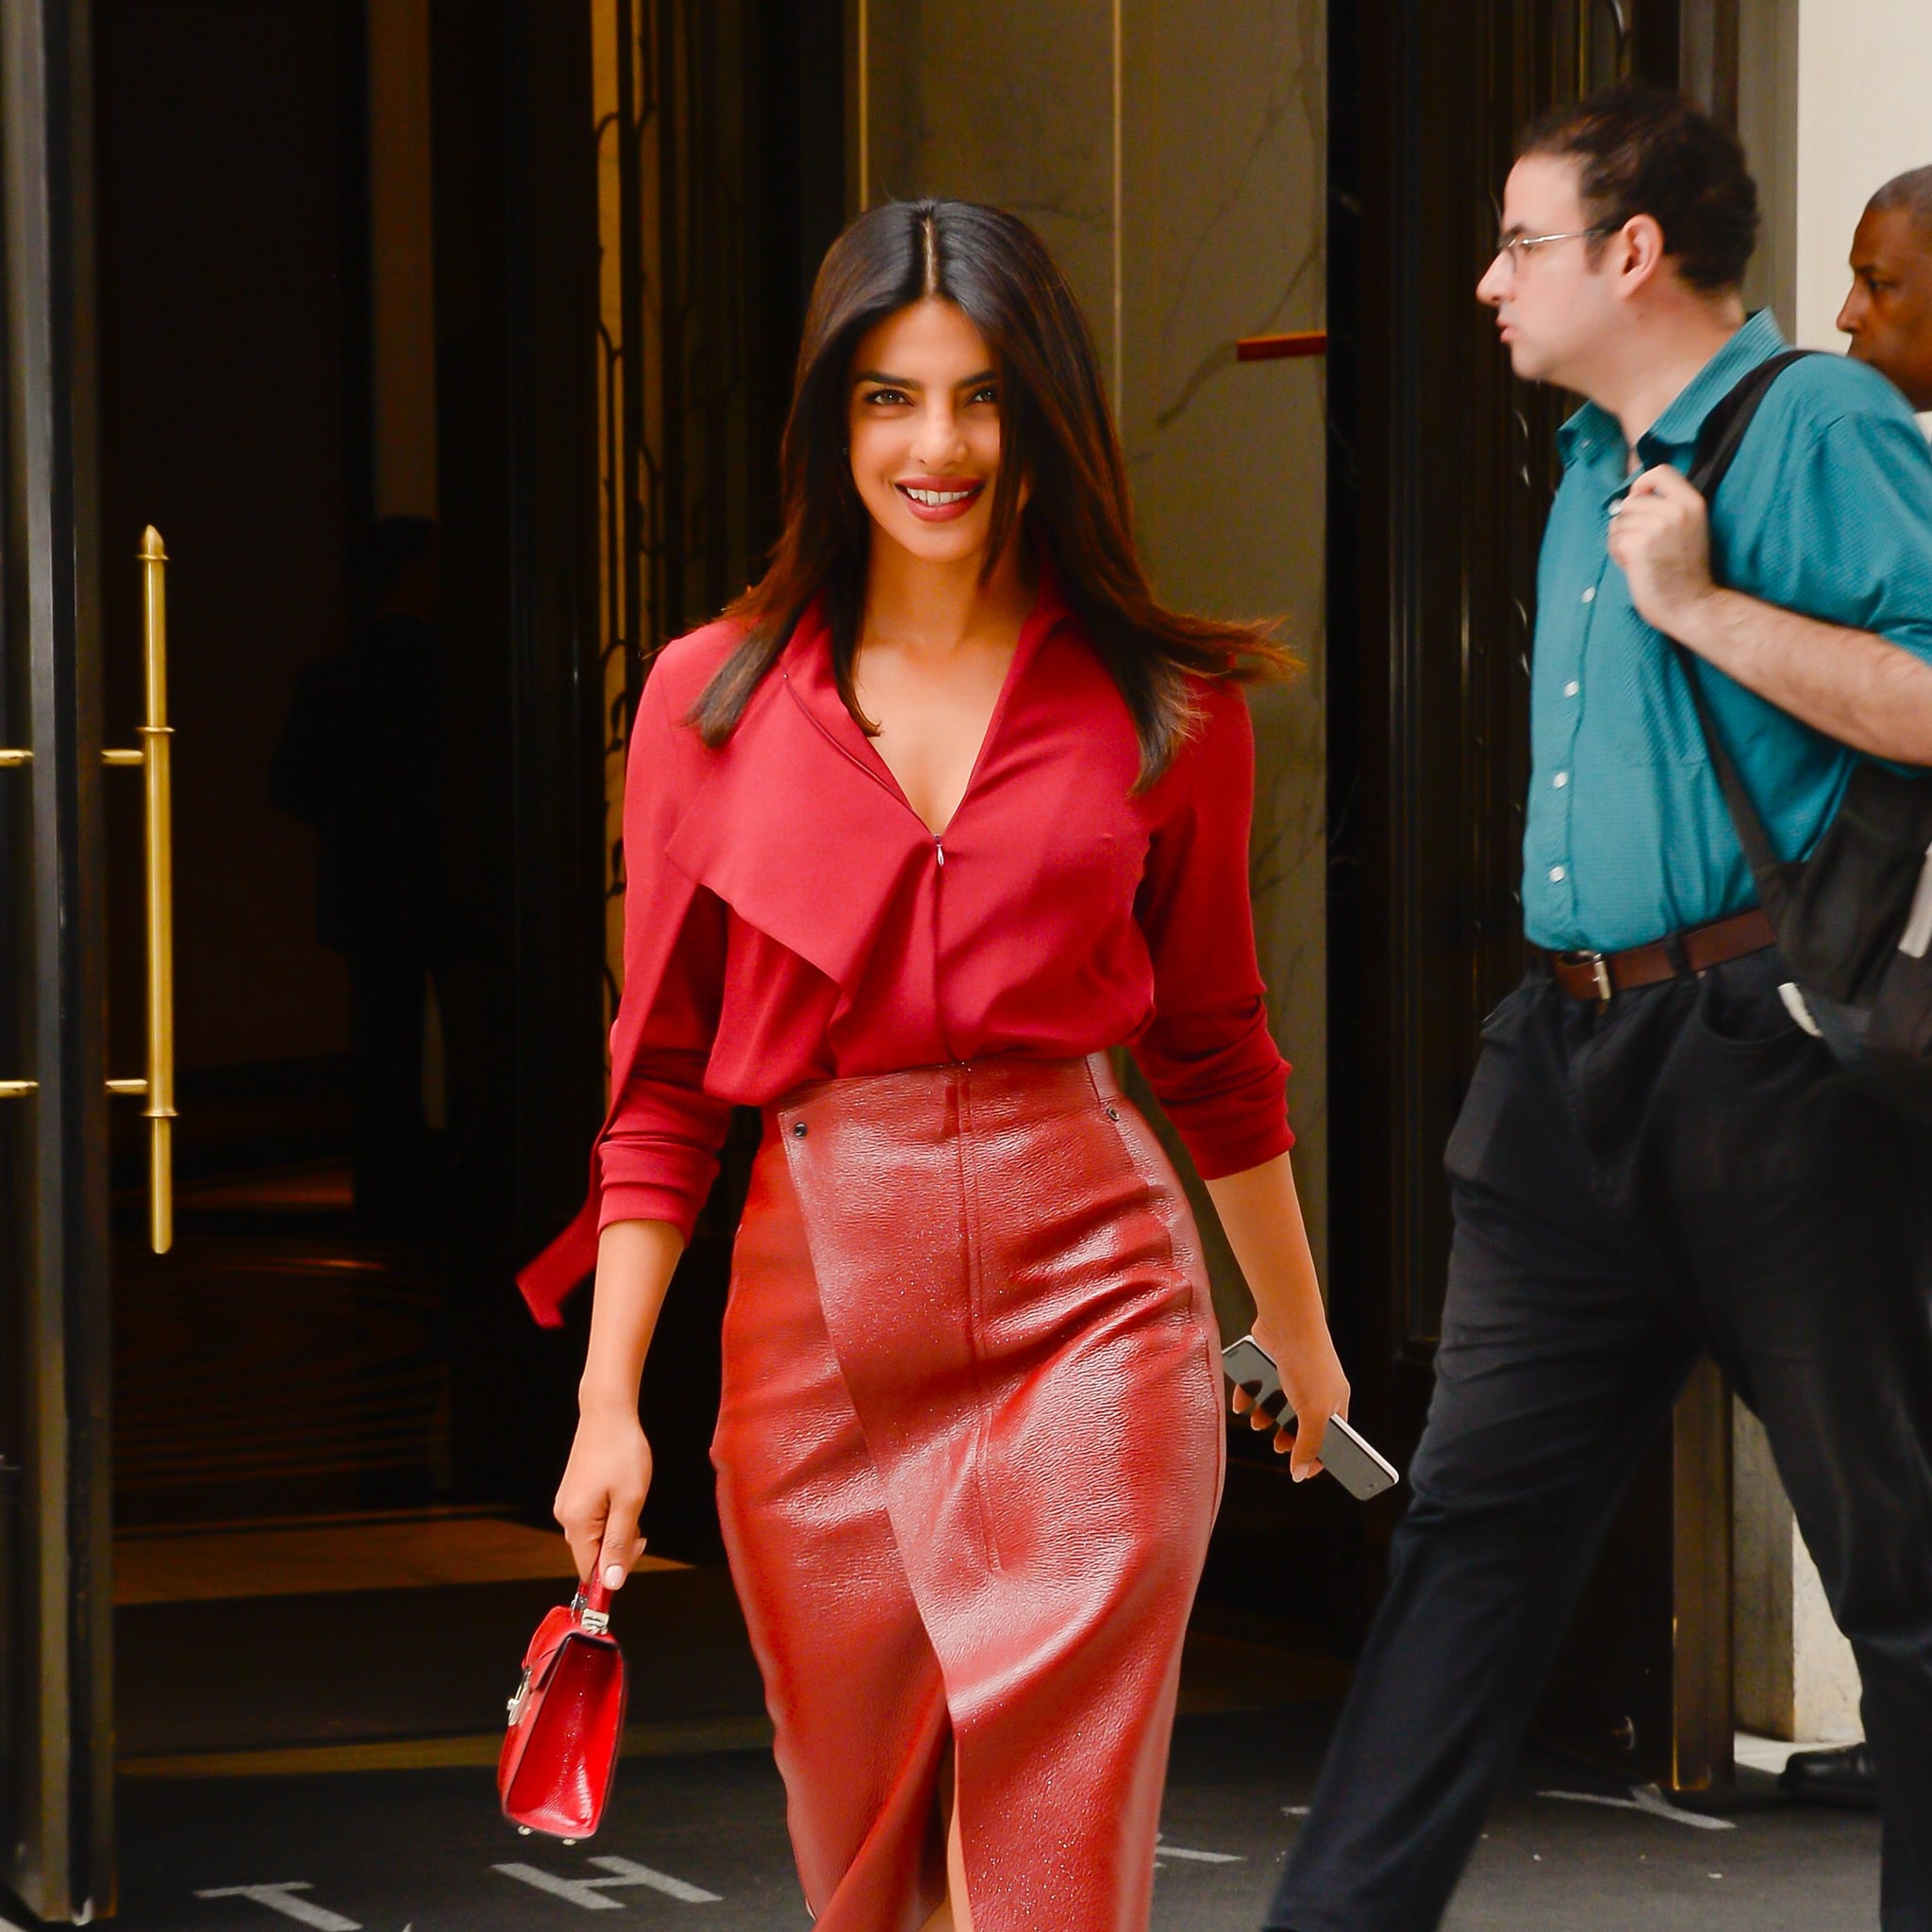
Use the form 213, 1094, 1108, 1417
1556, 308, 1789, 478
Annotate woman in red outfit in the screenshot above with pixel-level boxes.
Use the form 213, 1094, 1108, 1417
528, 200, 1348, 1932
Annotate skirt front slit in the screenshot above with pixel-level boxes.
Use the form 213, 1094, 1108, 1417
711, 1053, 1225, 1932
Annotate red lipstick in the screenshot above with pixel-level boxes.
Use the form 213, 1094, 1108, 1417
893, 476, 986, 524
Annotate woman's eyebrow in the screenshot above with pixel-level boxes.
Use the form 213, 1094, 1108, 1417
850, 368, 999, 390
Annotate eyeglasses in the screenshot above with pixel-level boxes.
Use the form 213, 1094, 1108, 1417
1491, 227, 1609, 272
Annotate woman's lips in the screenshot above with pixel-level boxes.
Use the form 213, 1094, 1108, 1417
894, 479, 985, 523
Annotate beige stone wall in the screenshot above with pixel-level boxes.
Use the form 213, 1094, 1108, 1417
1792, 0, 1932, 354
857, 0, 1330, 1311
1733, 1406, 1862, 1741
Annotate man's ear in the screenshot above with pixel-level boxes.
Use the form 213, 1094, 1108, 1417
1613, 213, 1670, 297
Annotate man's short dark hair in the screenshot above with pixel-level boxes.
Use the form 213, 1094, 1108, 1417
1517, 84, 1759, 293
1868, 164, 1932, 241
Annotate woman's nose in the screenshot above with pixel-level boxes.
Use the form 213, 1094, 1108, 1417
910, 405, 966, 464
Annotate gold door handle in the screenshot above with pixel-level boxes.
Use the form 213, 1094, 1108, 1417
103, 526, 176, 1254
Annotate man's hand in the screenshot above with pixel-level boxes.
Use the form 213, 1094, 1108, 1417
1604, 464, 1932, 764
1607, 464, 1719, 638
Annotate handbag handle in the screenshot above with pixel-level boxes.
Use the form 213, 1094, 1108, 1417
575, 1575, 614, 1634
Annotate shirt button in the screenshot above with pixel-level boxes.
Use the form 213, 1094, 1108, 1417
1553, 771, 1569, 788
1549, 865, 1567, 882
1581, 587, 1596, 604
1564, 680, 1581, 698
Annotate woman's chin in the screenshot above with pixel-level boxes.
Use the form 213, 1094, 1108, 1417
875, 515, 994, 568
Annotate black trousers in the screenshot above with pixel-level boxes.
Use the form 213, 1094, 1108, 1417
1266, 950, 1932, 1932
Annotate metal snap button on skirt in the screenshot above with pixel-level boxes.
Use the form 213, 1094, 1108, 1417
711, 1052, 1225, 1932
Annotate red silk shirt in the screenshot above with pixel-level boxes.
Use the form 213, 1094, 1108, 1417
518, 569, 1292, 1325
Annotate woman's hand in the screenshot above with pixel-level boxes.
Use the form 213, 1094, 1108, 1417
562, 1218, 684, 1591
1205, 1150, 1351, 1484
555, 1407, 655, 1591
1249, 1316, 1350, 1484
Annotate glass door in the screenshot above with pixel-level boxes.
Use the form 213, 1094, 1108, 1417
1, 0, 116, 1914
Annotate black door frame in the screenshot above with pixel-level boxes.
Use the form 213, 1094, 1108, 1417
425, 0, 609, 1514
1, 0, 115, 1915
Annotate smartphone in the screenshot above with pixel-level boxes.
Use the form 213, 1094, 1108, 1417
1221, 1334, 1401, 1502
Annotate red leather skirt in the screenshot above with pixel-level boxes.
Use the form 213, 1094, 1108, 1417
711, 1053, 1224, 1932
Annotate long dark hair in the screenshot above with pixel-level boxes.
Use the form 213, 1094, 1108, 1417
691, 198, 1291, 784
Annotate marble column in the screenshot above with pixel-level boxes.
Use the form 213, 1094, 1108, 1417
856, 0, 1331, 1315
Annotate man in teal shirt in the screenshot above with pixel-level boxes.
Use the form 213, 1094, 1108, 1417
1267, 87, 1932, 1932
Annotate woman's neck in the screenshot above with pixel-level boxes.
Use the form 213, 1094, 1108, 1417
861, 532, 1036, 652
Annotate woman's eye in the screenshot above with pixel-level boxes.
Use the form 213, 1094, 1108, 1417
969, 386, 999, 407
862, 388, 908, 407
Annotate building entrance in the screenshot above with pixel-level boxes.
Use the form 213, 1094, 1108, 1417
3, 1, 841, 1913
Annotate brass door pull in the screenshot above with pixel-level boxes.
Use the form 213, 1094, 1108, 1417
102, 526, 177, 1254
2, 530, 175, 1251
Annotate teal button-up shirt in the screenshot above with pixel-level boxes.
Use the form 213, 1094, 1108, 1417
1524, 308, 1932, 953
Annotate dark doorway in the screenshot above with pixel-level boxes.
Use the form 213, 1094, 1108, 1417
1325, 0, 1741, 1791
94, 0, 398, 1532
76, 0, 855, 1805
86, 0, 602, 1776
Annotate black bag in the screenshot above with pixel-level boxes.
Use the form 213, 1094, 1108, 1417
1681, 348, 1932, 1118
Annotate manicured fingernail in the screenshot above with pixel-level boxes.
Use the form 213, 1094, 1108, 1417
603, 1563, 625, 1590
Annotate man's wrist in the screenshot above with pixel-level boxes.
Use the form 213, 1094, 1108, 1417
1662, 584, 1743, 659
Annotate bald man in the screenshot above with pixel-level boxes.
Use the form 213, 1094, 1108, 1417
1777, 163, 1932, 1820
1840, 164, 1932, 409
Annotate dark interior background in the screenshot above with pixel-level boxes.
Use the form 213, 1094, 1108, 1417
89, 0, 849, 1539
95, 0, 363, 1101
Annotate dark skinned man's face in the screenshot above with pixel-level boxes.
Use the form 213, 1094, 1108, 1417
1839, 205, 1932, 411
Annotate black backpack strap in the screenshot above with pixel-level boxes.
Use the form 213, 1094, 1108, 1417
1669, 348, 1820, 893
1686, 348, 1816, 501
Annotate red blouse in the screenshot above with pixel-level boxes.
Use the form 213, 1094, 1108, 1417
518, 569, 1292, 1325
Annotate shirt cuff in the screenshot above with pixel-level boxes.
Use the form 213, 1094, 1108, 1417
1179, 1115, 1296, 1182
596, 1178, 704, 1248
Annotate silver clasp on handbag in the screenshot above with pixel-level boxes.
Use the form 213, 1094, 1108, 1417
506, 1667, 532, 1727
572, 1591, 611, 1636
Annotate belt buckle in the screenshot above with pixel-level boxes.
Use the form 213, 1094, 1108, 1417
1561, 949, 1614, 1004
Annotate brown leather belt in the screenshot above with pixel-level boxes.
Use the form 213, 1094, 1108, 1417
1539, 907, 1777, 1003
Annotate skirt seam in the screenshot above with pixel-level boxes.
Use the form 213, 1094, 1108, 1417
956, 1070, 1004, 1572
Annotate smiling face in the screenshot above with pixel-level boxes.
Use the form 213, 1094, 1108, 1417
1838, 205, 1932, 411
846, 297, 1022, 570
1477, 154, 1629, 391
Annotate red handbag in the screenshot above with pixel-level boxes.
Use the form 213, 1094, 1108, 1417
498, 1578, 628, 1840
